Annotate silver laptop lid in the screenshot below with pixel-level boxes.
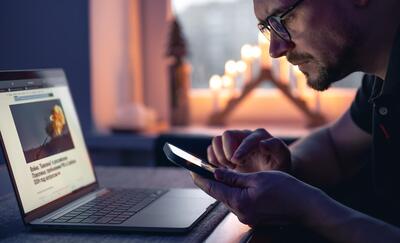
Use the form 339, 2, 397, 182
0, 69, 97, 222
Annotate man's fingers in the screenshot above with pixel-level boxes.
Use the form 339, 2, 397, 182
191, 172, 240, 204
212, 136, 236, 169
222, 130, 251, 161
214, 169, 250, 188
259, 138, 291, 171
207, 145, 222, 167
232, 129, 273, 163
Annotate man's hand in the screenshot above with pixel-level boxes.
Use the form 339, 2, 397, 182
192, 169, 321, 226
208, 128, 291, 173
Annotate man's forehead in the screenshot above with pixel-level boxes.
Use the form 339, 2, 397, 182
253, 0, 292, 21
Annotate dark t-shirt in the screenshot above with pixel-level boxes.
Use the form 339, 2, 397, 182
348, 28, 400, 225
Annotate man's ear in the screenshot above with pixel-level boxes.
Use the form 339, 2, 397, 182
353, 0, 369, 7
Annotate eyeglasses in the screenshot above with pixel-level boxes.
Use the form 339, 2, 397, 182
258, 0, 304, 42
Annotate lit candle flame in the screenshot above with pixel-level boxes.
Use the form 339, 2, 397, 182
236, 60, 247, 73
225, 60, 237, 76
209, 75, 222, 91
222, 75, 233, 89
241, 44, 254, 61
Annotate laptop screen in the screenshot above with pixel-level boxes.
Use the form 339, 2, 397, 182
0, 70, 96, 214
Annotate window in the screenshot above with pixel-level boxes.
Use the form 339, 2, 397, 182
172, 0, 361, 89
173, 0, 259, 89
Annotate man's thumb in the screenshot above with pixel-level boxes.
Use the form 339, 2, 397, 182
214, 169, 249, 187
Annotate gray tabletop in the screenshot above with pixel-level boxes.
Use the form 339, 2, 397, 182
0, 166, 229, 243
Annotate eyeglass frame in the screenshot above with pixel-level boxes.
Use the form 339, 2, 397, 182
258, 0, 305, 42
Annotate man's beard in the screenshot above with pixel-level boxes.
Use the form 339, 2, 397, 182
304, 64, 333, 91
287, 42, 357, 92
287, 52, 342, 91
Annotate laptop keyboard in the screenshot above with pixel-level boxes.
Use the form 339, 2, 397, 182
45, 188, 167, 225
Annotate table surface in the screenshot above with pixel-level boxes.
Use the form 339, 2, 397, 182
0, 166, 252, 243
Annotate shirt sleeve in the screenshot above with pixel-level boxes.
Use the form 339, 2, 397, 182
350, 74, 375, 134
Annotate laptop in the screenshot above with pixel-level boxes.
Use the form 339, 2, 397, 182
0, 69, 217, 232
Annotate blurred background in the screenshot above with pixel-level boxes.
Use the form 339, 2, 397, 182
0, 0, 363, 167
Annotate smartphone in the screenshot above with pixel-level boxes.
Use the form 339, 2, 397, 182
163, 143, 216, 180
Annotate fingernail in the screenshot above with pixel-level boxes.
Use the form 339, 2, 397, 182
259, 140, 271, 149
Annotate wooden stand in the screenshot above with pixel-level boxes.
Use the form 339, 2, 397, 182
208, 68, 326, 127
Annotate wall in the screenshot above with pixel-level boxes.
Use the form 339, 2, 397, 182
90, 0, 171, 131
0, 0, 92, 163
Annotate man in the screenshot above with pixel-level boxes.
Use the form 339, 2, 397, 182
191, 0, 400, 242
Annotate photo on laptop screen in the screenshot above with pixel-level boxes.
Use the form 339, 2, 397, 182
10, 99, 75, 163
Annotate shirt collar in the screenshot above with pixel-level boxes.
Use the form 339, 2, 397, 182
380, 24, 400, 97
369, 25, 400, 103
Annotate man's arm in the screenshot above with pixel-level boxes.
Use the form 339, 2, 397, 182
192, 169, 400, 243
290, 109, 372, 186
305, 190, 400, 243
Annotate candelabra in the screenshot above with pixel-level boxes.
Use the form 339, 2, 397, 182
207, 67, 326, 127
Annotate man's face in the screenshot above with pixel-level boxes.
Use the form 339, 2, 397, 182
254, 0, 361, 91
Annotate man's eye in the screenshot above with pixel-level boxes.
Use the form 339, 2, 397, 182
282, 15, 295, 28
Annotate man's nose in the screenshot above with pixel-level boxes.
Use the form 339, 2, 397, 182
269, 33, 295, 58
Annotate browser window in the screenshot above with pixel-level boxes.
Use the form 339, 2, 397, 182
0, 77, 95, 213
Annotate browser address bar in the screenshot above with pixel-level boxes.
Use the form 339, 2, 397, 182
14, 93, 54, 101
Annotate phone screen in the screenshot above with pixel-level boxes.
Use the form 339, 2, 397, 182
165, 143, 216, 174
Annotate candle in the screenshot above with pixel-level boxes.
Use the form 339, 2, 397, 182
293, 65, 307, 98
236, 60, 247, 73
241, 44, 254, 83
278, 57, 291, 84
258, 32, 272, 69
222, 74, 234, 100
271, 58, 280, 80
209, 75, 222, 113
241, 44, 254, 61
236, 60, 247, 89
251, 46, 262, 59
251, 46, 262, 79
222, 75, 234, 89
225, 60, 237, 79
288, 65, 299, 97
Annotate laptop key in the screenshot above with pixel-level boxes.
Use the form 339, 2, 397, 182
51, 189, 167, 225
64, 212, 80, 216
53, 219, 69, 223
67, 218, 84, 223
128, 198, 154, 212
108, 220, 125, 224
81, 217, 101, 223
74, 215, 89, 219
95, 216, 114, 224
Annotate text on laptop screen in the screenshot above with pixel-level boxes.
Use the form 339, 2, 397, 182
0, 71, 96, 213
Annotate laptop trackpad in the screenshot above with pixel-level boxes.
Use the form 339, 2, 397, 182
125, 188, 217, 230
